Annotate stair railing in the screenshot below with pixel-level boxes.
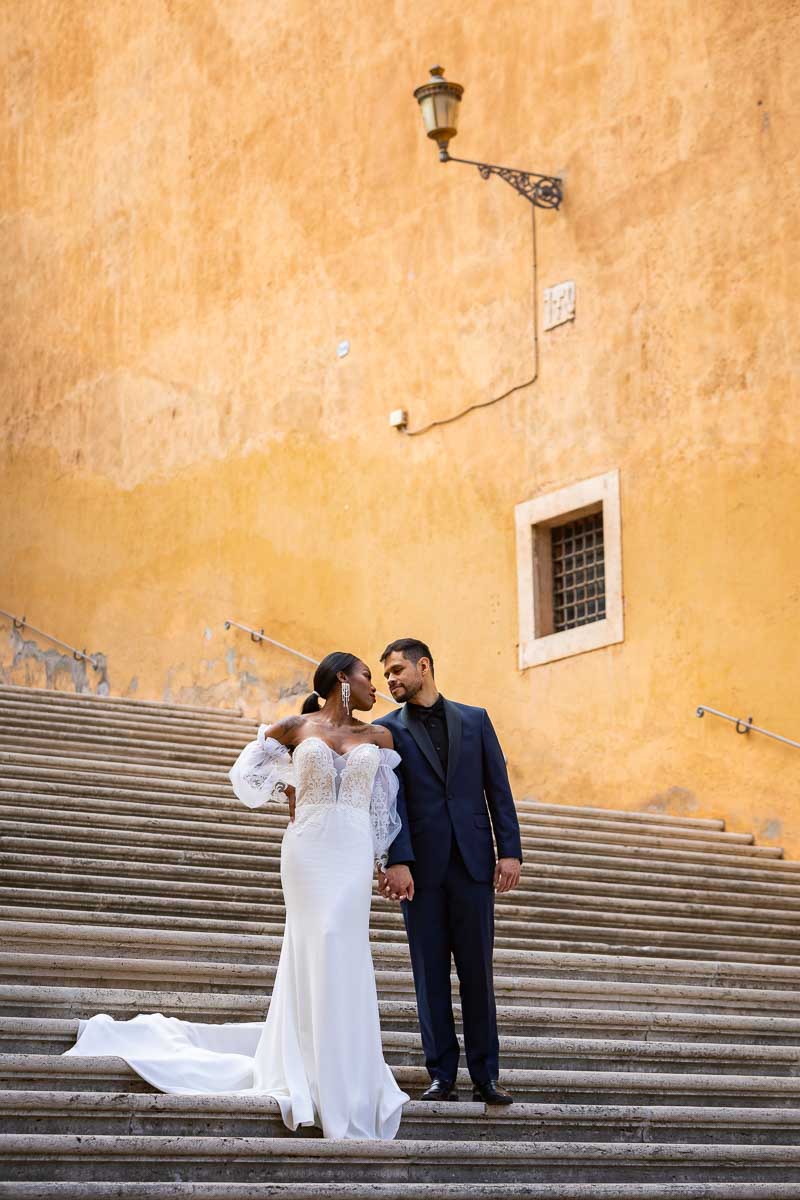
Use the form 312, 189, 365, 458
696, 705, 800, 751
224, 619, 397, 705
0, 608, 102, 670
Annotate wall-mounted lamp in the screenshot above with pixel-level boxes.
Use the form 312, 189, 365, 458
413, 65, 563, 210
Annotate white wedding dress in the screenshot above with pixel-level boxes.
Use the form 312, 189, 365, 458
65, 730, 410, 1140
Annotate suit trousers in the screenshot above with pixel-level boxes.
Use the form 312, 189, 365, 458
402, 839, 499, 1086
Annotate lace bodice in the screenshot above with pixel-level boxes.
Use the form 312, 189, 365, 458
229, 729, 402, 867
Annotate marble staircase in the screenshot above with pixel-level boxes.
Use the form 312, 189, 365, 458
1, 683, 800, 1198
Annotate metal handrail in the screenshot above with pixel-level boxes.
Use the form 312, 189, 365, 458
224, 619, 396, 705
0, 608, 102, 670
696, 705, 800, 752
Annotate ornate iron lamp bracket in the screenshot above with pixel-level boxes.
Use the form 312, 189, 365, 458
441, 150, 563, 210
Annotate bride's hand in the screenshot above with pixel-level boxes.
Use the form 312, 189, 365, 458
286, 785, 296, 822
378, 864, 414, 902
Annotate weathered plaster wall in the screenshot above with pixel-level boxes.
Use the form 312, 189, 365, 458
2, 1, 799, 846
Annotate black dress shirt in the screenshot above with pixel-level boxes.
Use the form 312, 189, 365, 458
408, 694, 449, 775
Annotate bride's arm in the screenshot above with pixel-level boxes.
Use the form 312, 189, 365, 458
229, 717, 301, 811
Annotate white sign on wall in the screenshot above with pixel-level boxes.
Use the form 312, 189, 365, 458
543, 281, 576, 331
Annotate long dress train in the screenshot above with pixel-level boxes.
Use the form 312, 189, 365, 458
65, 729, 409, 1140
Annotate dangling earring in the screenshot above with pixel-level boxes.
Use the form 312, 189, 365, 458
341, 680, 351, 715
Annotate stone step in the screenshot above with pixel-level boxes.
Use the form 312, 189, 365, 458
10, 914, 788, 971
4, 826, 800, 891
0, 751, 233, 785
9, 849, 800, 912
0, 903, 403, 945
8, 1023, 800, 1076
3, 753, 741, 854
4, 955, 800, 1014
0, 803, 779, 864
5, 878, 799, 944
7, 861, 800, 928
5, 862, 800, 935
4, 903, 799, 967
0, 687, 246, 723
7, 921, 800, 988
5, 931, 800, 991
0, 792, 777, 859
0, 790, 759, 869
0, 714, 247, 741
3, 1133, 800, 1184
0, 713, 253, 748
9, 1018, 800, 1076
0, 766, 737, 853
5, 1181, 800, 1200
0, 734, 245, 770
7, 1000, 800, 1048
7, 859, 800, 925
0, 763, 237, 800
517, 800, 725, 831
3, 912, 796, 969
0, 736, 786, 860
15, 732, 766, 872
3, 974, 799, 1022
0, 695, 725, 831
0, 709, 251, 740
4, 1093, 800, 1145
496, 807, 742, 843
3, 829, 790, 891
0, 787, 757, 849
0, 715, 734, 830
9, 1057, 800, 1109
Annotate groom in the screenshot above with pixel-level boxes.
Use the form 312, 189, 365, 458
374, 637, 522, 1105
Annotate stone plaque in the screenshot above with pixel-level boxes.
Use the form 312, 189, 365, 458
543, 281, 576, 331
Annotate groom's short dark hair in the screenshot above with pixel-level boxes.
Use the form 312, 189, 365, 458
380, 638, 434, 674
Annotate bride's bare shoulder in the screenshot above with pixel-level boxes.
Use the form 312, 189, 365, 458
263, 715, 306, 747
370, 724, 394, 750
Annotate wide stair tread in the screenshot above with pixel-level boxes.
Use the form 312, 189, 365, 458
6, 1183, 800, 1200
4, 1134, 800, 1184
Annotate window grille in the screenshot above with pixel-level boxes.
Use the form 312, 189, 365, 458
551, 511, 606, 632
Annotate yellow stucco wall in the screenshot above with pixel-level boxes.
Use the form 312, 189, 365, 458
3, 2, 799, 848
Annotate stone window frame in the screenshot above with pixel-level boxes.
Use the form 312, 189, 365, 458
514, 469, 624, 669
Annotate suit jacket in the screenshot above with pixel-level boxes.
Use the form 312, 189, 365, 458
375, 699, 523, 887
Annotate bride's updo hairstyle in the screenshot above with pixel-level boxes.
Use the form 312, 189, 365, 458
301, 652, 359, 714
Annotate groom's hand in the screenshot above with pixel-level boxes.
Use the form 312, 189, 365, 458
378, 864, 415, 902
494, 857, 521, 894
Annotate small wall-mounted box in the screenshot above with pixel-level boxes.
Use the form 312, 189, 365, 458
389, 409, 408, 431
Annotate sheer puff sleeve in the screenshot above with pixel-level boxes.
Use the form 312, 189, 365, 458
371, 748, 403, 869
229, 725, 295, 809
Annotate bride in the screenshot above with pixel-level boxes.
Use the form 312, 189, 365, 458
65, 651, 410, 1140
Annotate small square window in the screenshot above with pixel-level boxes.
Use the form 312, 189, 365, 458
514, 470, 624, 669
551, 511, 606, 632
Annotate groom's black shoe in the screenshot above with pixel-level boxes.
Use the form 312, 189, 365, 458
420, 1079, 459, 1102
472, 1079, 514, 1105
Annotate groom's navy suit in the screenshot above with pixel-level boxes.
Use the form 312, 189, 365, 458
375, 698, 522, 1086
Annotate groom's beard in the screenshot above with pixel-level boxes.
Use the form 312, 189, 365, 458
389, 678, 422, 703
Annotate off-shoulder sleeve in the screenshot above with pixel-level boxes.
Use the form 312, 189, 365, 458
370, 748, 403, 868
229, 725, 295, 809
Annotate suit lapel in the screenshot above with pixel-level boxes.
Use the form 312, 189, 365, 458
400, 704, 445, 782
443, 698, 462, 787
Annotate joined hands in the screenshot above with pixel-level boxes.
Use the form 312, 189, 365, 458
377, 864, 415, 902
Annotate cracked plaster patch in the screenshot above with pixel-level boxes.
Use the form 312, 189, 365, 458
0, 623, 110, 695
